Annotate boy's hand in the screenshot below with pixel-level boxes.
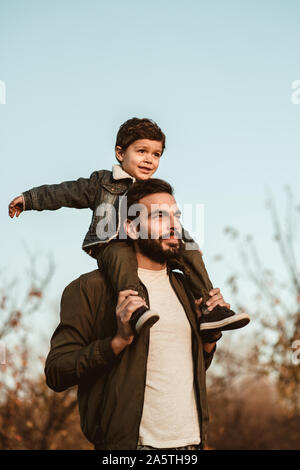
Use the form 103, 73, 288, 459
8, 195, 25, 218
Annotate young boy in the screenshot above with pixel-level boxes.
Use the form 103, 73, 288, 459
8, 117, 250, 339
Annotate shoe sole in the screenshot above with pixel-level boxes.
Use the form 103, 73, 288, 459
200, 312, 250, 331
135, 310, 160, 334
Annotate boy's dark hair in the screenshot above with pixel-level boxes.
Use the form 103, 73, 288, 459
115, 118, 166, 154
125, 178, 174, 219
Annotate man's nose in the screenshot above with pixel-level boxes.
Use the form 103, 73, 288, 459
170, 216, 182, 235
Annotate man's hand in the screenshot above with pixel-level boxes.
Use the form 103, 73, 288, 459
8, 195, 25, 218
194, 287, 230, 319
194, 288, 229, 353
205, 287, 231, 311
111, 290, 148, 355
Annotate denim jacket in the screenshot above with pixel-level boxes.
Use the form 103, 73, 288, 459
22, 165, 135, 259
22, 165, 199, 259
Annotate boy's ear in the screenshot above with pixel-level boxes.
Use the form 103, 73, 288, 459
115, 146, 124, 163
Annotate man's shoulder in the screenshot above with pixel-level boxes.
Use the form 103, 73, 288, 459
78, 269, 105, 283
63, 269, 109, 297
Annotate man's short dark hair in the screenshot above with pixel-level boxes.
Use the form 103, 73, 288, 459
126, 179, 174, 217
115, 118, 166, 154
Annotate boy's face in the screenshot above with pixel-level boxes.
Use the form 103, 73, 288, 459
115, 139, 163, 180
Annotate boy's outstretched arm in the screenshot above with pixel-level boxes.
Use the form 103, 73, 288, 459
8, 170, 105, 216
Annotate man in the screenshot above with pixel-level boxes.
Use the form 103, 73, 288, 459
45, 179, 229, 450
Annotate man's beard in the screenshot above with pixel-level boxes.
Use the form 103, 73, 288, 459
137, 236, 183, 264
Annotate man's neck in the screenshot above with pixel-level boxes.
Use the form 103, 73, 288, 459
135, 246, 167, 271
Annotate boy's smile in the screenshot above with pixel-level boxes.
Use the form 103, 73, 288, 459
115, 139, 163, 181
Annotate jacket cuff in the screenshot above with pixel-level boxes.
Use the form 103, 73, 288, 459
22, 190, 33, 211
95, 336, 118, 366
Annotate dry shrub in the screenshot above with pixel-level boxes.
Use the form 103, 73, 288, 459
207, 376, 300, 450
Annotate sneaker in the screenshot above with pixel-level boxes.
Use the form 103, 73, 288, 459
129, 306, 160, 335
199, 305, 250, 332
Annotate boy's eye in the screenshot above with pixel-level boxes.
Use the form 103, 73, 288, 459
138, 149, 145, 153
154, 153, 161, 157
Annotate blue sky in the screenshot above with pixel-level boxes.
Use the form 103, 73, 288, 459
1, 0, 300, 347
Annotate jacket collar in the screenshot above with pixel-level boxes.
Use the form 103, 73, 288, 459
112, 164, 136, 183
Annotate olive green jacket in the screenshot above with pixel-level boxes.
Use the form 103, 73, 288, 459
44, 268, 215, 450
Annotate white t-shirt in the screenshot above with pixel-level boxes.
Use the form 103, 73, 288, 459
137, 266, 201, 448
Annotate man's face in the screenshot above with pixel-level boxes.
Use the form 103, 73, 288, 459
128, 192, 183, 263
116, 139, 163, 181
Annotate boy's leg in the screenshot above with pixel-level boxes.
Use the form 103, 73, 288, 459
180, 247, 213, 305
97, 240, 159, 334
98, 240, 144, 298
180, 238, 250, 333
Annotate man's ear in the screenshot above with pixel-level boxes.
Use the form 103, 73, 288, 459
115, 146, 124, 163
124, 218, 139, 240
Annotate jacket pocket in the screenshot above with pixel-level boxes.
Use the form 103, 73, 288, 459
101, 182, 128, 195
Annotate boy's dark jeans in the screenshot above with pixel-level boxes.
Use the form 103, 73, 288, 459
97, 240, 213, 305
